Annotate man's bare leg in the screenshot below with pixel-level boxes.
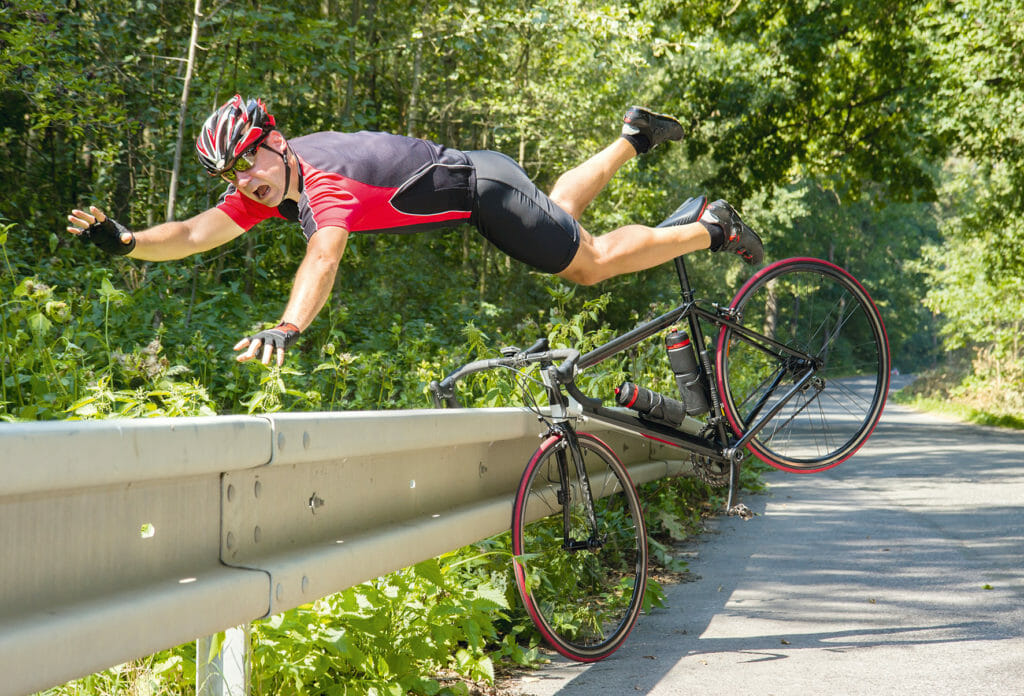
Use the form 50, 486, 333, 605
548, 107, 684, 220
558, 222, 712, 286
558, 195, 765, 285
543, 107, 763, 285
548, 139, 637, 220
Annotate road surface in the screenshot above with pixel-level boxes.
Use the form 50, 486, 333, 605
507, 384, 1024, 695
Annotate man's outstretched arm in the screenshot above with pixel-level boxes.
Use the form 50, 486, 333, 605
66, 205, 245, 261
233, 225, 349, 366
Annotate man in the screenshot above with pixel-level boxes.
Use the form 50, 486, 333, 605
67, 96, 762, 366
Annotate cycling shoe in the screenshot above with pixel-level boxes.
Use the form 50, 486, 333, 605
701, 199, 764, 265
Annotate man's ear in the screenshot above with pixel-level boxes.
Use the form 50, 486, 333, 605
267, 130, 286, 147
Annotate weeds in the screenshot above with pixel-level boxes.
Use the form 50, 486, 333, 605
7, 220, 761, 695
893, 353, 1024, 430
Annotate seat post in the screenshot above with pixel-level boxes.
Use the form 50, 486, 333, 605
674, 256, 695, 303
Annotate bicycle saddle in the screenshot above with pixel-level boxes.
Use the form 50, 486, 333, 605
656, 195, 707, 228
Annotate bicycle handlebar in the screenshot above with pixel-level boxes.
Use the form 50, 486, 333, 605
520, 336, 550, 356
428, 338, 586, 409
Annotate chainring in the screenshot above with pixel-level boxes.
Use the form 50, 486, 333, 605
691, 453, 731, 487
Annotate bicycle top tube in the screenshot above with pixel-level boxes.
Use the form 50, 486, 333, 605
578, 304, 689, 370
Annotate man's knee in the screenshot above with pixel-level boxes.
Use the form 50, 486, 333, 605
548, 190, 582, 221
557, 231, 605, 285
557, 263, 604, 286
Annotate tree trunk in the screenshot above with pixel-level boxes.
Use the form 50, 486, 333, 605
166, 0, 203, 222
143, 126, 156, 229
366, 0, 380, 128
344, 0, 360, 122
407, 37, 423, 137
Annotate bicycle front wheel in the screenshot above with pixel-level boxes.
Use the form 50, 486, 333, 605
716, 258, 891, 473
511, 431, 647, 662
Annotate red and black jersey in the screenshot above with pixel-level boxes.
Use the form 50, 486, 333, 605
215, 131, 581, 274
216, 131, 475, 240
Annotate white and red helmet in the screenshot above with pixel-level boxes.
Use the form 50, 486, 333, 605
195, 95, 276, 175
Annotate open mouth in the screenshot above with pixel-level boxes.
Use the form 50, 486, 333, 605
255, 184, 271, 201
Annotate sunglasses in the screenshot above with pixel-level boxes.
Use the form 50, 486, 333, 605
218, 145, 260, 182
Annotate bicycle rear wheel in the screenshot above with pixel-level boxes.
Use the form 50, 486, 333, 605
511, 431, 647, 662
716, 258, 891, 473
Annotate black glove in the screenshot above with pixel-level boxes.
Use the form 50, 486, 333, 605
80, 217, 136, 256
250, 322, 302, 351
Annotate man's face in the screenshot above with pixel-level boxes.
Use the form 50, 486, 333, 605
227, 133, 288, 207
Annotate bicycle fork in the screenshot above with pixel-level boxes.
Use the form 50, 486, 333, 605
550, 428, 605, 552
541, 366, 604, 553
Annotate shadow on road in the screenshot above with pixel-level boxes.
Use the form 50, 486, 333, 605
511, 404, 1024, 695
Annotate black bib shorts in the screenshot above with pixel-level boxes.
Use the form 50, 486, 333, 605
466, 150, 581, 274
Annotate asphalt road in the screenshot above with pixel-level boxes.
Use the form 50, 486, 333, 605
507, 381, 1024, 695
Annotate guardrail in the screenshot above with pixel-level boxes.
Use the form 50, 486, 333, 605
0, 409, 692, 696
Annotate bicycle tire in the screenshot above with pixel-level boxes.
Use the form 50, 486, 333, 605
716, 258, 891, 473
511, 431, 648, 662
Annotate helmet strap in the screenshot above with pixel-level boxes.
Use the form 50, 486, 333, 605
261, 139, 300, 201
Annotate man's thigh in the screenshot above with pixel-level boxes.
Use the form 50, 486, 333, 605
467, 150, 580, 274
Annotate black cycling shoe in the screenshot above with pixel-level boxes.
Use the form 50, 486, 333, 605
621, 106, 683, 153
701, 200, 764, 265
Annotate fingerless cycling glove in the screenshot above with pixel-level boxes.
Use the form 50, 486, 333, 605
250, 322, 302, 351
80, 217, 136, 256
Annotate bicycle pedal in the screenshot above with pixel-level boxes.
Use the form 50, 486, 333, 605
727, 504, 754, 520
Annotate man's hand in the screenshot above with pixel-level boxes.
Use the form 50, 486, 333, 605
234, 322, 302, 366
67, 206, 136, 255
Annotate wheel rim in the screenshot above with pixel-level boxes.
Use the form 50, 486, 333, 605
512, 433, 647, 661
717, 259, 890, 472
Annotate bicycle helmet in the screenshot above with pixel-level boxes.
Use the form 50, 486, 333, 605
196, 95, 276, 175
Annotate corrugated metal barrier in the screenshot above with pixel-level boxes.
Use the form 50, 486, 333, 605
0, 409, 690, 696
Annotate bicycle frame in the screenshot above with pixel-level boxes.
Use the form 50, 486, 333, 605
564, 256, 822, 471
432, 251, 890, 661
431, 253, 831, 508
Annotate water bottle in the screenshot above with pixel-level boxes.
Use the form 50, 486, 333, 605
615, 382, 686, 428
664, 330, 710, 416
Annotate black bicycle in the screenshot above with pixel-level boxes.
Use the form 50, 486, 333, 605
430, 251, 891, 662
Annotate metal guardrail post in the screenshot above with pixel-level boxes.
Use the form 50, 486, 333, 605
196, 625, 251, 696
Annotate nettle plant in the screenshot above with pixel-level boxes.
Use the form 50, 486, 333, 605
0, 222, 217, 421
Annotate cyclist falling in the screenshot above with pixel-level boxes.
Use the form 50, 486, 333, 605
66, 97, 763, 365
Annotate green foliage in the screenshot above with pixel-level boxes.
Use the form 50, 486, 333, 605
9, 0, 1024, 691
248, 547, 526, 695
34, 655, 193, 696
894, 389, 1024, 431
916, 162, 1024, 357
903, 160, 1024, 420
643, 477, 710, 576
0, 224, 218, 421
4, 0, 996, 421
